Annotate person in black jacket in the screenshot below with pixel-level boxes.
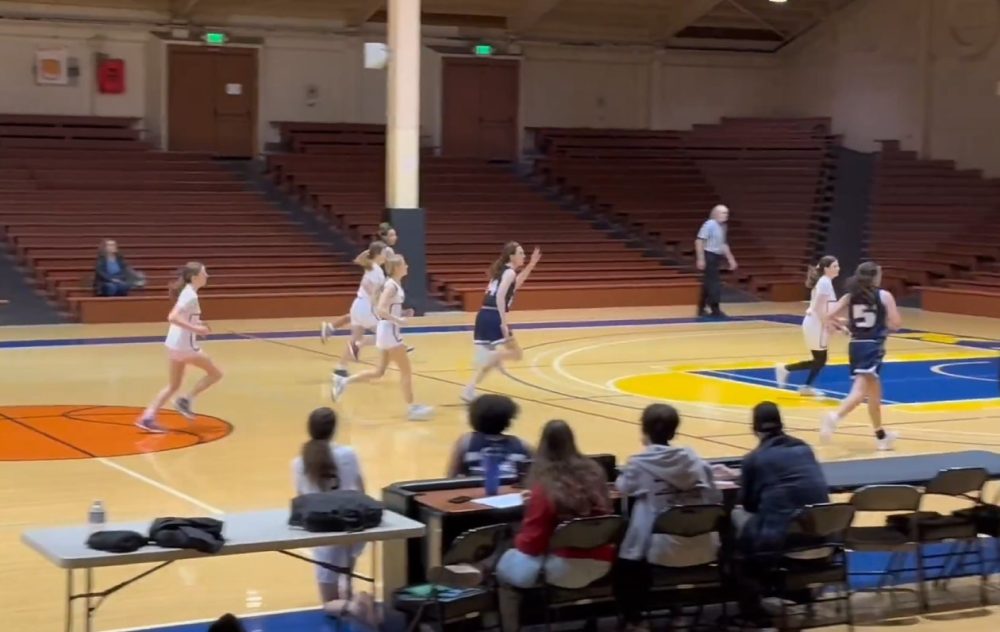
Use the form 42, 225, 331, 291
93, 239, 144, 297
732, 401, 830, 625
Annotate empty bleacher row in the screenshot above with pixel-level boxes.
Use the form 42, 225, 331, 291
267, 123, 700, 311
868, 140, 1000, 317
530, 118, 836, 302
0, 115, 357, 323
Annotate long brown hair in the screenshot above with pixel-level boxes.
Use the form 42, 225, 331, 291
301, 407, 339, 489
488, 241, 520, 281
168, 262, 203, 300
805, 255, 837, 289
527, 419, 610, 519
847, 261, 880, 303
354, 241, 387, 271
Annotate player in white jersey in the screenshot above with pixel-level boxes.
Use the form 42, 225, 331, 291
320, 223, 398, 343
775, 256, 844, 396
331, 241, 387, 377
136, 262, 224, 432
332, 254, 433, 421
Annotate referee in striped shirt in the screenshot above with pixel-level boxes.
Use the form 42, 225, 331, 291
695, 204, 738, 318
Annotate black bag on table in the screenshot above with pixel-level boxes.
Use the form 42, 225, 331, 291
86, 530, 148, 553
149, 517, 225, 554
289, 490, 384, 533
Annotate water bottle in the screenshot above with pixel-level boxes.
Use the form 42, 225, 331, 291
482, 448, 501, 496
88, 501, 106, 535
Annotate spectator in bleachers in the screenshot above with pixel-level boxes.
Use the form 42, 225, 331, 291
731, 401, 829, 625
93, 239, 143, 297
494, 419, 614, 631
291, 407, 376, 624
613, 403, 721, 630
445, 394, 532, 478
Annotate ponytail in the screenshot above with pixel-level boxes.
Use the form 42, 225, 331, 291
168, 261, 203, 300
488, 241, 520, 280
354, 240, 387, 271
805, 265, 820, 289
302, 408, 339, 489
806, 255, 838, 289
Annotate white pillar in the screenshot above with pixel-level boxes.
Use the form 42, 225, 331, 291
386, 0, 421, 209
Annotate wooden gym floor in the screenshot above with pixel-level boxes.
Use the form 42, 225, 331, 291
1, 303, 998, 631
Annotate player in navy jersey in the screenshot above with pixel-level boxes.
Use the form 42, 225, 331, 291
820, 261, 902, 450
461, 242, 541, 403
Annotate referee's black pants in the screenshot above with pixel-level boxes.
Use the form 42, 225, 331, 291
698, 251, 723, 316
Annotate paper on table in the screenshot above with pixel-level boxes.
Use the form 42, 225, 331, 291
471, 493, 524, 509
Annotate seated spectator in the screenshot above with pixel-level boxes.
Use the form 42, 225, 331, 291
494, 419, 614, 632
733, 401, 830, 624
93, 239, 144, 297
614, 403, 722, 631
445, 394, 532, 478
291, 407, 376, 625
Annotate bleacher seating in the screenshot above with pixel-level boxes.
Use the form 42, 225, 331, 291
267, 122, 700, 311
868, 140, 1000, 316
0, 115, 355, 323
530, 118, 836, 302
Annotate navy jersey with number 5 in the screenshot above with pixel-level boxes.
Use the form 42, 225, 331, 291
847, 290, 888, 342
473, 267, 516, 347
847, 289, 889, 376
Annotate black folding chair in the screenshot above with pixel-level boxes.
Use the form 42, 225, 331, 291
397, 523, 509, 632
845, 484, 925, 609
769, 503, 856, 630
888, 467, 990, 605
643, 504, 727, 630
538, 515, 625, 631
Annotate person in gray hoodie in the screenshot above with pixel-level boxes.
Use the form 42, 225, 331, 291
613, 403, 722, 630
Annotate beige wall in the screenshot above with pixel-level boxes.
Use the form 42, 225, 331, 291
521, 45, 652, 129
0, 22, 147, 118
653, 51, 780, 129
3, 0, 999, 173
781, 0, 1000, 175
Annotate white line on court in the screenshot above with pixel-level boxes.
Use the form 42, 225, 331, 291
534, 330, 1000, 439
930, 361, 995, 383
96, 457, 224, 516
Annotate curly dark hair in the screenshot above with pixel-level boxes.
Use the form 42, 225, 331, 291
527, 419, 610, 519
468, 394, 519, 435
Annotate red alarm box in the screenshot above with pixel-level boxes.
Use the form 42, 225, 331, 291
97, 58, 125, 94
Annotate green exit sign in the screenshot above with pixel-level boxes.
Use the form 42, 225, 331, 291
203, 32, 228, 45
473, 44, 494, 56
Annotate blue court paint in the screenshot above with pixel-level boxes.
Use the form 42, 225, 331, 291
129, 545, 998, 632
136, 609, 350, 632
703, 357, 998, 404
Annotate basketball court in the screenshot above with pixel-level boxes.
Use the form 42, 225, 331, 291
1, 303, 999, 631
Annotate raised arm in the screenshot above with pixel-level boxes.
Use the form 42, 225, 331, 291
516, 247, 541, 288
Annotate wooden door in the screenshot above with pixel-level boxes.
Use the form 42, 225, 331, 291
441, 58, 519, 160
167, 48, 215, 152
441, 60, 482, 158
167, 45, 258, 157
